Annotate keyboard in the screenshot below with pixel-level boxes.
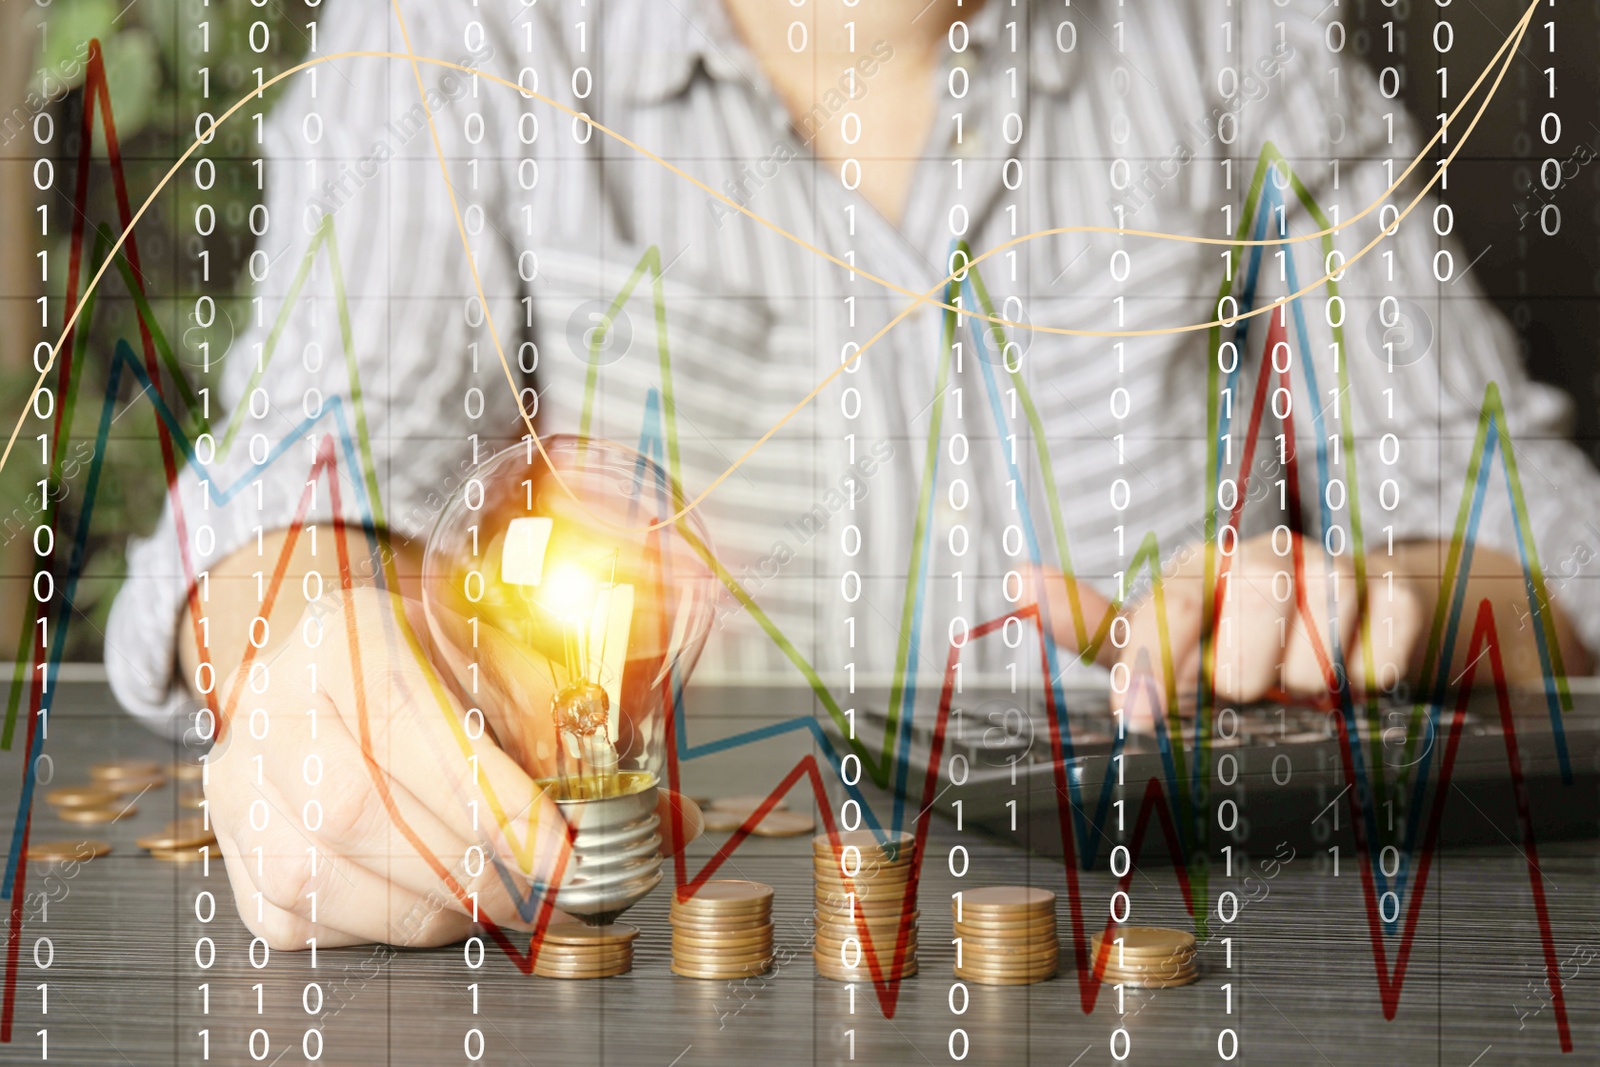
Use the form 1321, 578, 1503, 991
830, 686, 1600, 864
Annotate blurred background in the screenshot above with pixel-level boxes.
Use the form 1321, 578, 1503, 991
0, 0, 1595, 665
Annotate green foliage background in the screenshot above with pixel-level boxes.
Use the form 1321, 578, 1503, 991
6, 0, 317, 657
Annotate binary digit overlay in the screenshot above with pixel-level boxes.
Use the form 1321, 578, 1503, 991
1, 0, 1596, 1063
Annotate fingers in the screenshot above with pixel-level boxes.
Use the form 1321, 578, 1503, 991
321, 589, 568, 883
1212, 572, 1286, 704
1112, 576, 1203, 731
1029, 567, 1117, 663
218, 815, 487, 950
1345, 580, 1425, 697
657, 791, 703, 856
1281, 566, 1359, 697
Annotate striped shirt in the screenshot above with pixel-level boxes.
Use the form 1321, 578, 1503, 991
109, 0, 1600, 730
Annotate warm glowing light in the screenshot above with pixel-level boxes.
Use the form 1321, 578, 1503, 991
537, 562, 599, 624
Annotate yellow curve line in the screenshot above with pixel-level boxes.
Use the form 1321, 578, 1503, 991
1, 0, 1537, 528
386, 0, 1535, 534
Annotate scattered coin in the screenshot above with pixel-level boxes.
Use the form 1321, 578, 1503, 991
27, 840, 110, 863
709, 795, 788, 815
90, 760, 162, 781
147, 845, 206, 864
701, 809, 748, 833
101, 774, 165, 796
751, 810, 816, 837
169, 761, 205, 783
137, 818, 217, 851
58, 805, 133, 824
1091, 926, 1196, 957
45, 785, 119, 810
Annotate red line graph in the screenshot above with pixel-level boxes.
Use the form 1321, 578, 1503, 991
5, 37, 1577, 1056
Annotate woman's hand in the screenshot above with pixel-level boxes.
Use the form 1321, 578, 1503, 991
206, 586, 575, 948
1035, 531, 1425, 730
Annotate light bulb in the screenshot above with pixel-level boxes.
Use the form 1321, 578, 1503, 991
421, 435, 719, 921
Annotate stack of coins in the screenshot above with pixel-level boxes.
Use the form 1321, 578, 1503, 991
813, 830, 919, 982
953, 886, 1059, 985
1090, 926, 1197, 988
670, 880, 775, 979
532, 921, 639, 979
44, 783, 130, 824
136, 817, 217, 864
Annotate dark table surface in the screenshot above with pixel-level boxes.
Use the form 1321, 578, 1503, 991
1, 678, 1596, 1066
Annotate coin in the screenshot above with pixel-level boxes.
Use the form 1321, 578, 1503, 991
955, 967, 1056, 986
813, 865, 915, 885
674, 946, 775, 967
28, 839, 110, 862
960, 886, 1055, 913
814, 895, 916, 918
814, 953, 918, 981
958, 951, 1061, 972
813, 875, 915, 893
956, 956, 1059, 978
147, 845, 206, 864
1091, 926, 1196, 957
815, 928, 918, 949
1098, 964, 1197, 985
671, 958, 771, 980
816, 911, 920, 931
137, 818, 217, 851
702, 810, 749, 833
58, 805, 131, 824
815, 924, 918, 945
178, 789, 206, 811
751, 811, 816, 837
90, 759, 162, 781
1097, 969, 1198, 989
673, 880, 775, 911
1090, 946, 1197, 971
957, 918, 1057, 937
814, 879, 914, 899
813, 854, 915, 875
670, 913, 773, 935
535, 946, 633, 966
953, 940, 1056, 966
102, 774, 166, 795
169, 761, 205, 783
45, 785, 119, 810
709, 795, 788, 815
672, 928, 774, 951
534, 961, 631, 979
815, 909, 921, 930
965, 938, 1061, 959
816, 940, 919, 963
537, 922, 639, 947
812, 830, 917, 862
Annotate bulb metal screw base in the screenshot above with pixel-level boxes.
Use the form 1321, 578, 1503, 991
550, 782, 663, 924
